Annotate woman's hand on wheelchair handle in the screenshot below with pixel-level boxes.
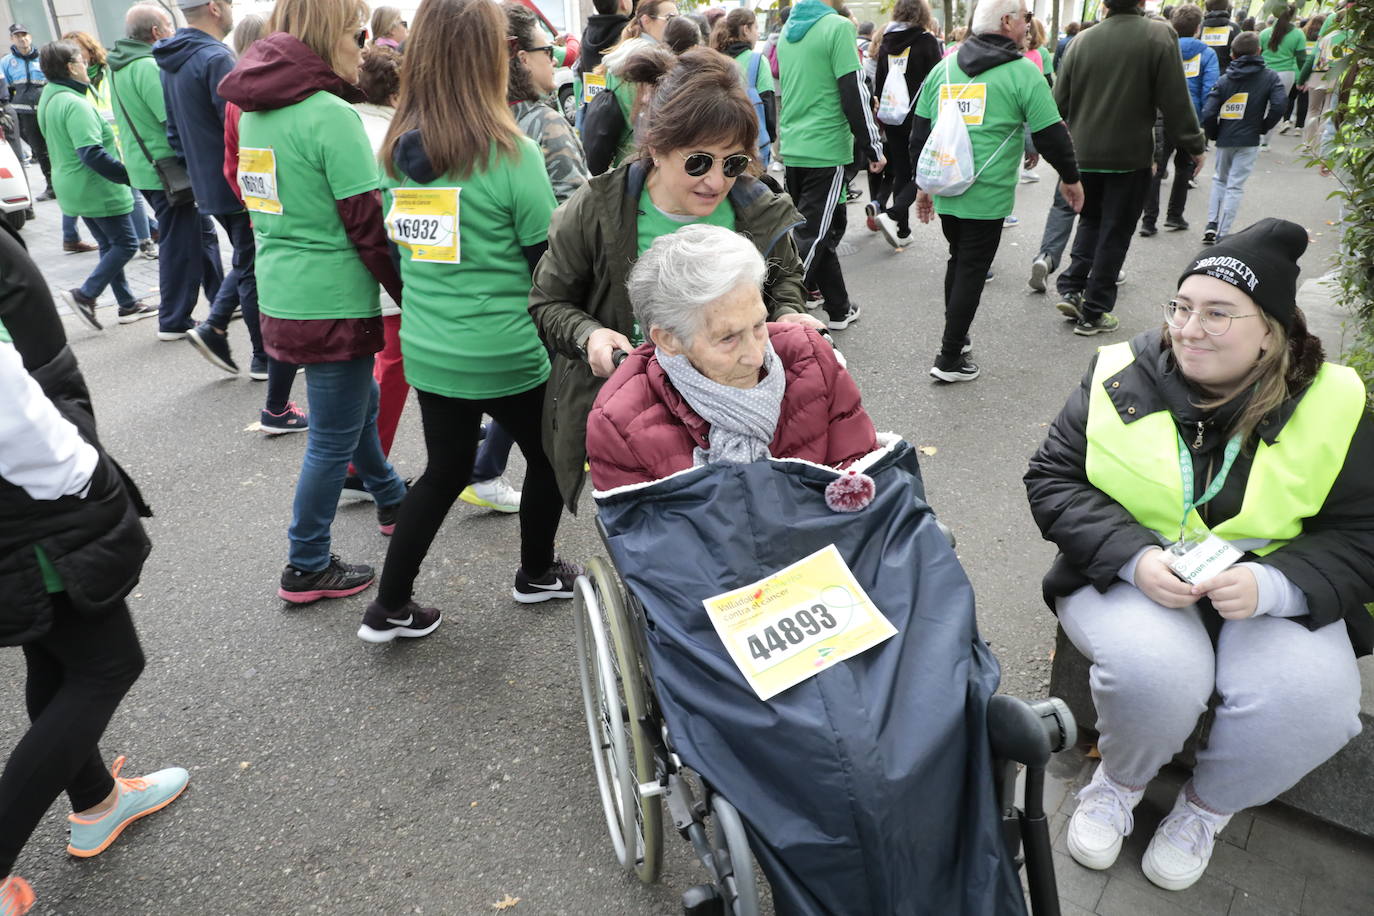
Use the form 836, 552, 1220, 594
1135, 548, 1197, 609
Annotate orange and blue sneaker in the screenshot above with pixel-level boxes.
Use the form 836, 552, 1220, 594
0, 876, 34, 915
67, 756, 190, 858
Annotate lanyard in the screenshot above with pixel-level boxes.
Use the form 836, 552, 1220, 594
1176, 431, 1242, 540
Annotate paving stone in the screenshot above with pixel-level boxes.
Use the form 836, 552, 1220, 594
1095, 875, 1231, 916
1221, 809, 1254, 851
1058, 900, 1097, 916
1206, 841, 1305, 913
1228, 889, 1298, 916
1299, 874, 1374, 916
1245, 812, 1374, 894
1051, 850, 1106, 912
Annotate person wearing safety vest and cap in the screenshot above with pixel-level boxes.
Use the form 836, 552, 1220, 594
1025, 217, 1373, 894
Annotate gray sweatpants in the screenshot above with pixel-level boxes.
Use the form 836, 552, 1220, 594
1058, 581, 1362, 814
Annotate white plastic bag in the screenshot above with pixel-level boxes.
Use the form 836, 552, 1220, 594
916, 60, 1019, 198
877, 52, 911, 125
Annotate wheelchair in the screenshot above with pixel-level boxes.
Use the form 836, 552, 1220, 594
572, 441, 1078, 916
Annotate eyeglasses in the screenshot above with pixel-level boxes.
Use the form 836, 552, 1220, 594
1163, 299, 1260, 336
524, 44, 555, 59
354, 28, 368, 48
400, 20, 408, 27
678, 150, 752, 178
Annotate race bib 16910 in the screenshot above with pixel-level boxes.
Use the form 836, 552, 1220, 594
239, 147, 282, 215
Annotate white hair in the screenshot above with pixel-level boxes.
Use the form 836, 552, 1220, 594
971, 0, 1022, 35
627, 224, 767, 346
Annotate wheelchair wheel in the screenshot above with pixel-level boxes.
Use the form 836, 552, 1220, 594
572, 558, 663, 884
710, 794, 761, 916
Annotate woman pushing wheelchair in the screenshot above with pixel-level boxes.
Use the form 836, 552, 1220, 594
1026, 218, 1373, 892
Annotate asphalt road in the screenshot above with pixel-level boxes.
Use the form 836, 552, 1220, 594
0, 134, 1348, 915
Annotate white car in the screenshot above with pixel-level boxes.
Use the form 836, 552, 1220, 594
0, 132, 31, 233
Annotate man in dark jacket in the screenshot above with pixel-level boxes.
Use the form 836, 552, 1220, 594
1199, 32, 1285, 244
1, 25, 51, 199
1049, 0, 1205, 335
0, 222, 188, 912
1200, 0, 1242, 72
574, 0, 631, 116
110, 4, 224, 340
155, 0, 263, 378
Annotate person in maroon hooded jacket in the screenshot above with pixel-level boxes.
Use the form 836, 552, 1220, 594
587, 224, 878, 490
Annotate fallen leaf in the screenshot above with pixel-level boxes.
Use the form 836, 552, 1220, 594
491, 895, 521, 910
1086, 745, 1101, 759
239, 761, 251, 770
918, 445, 937, 456
244, 422, 262, 432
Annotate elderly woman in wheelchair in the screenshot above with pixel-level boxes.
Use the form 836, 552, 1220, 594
572, 225, 1075, 916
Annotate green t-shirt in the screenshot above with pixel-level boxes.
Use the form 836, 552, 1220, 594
1259, 26, 1306, 73
35, 83, 134, 219
382, 137, 556, 400
630, 186, 736, 344
914, 56, 1061, 220
108, 56, 174, 192
777, 10, 861, 167
239, 91, 381, 321
734, 48, 775, 95
603, 70, 639, 169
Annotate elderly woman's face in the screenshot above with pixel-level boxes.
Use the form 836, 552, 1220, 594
1168, 274, 1272, 395
650, 140, 749, 218
654, 283, 769, 389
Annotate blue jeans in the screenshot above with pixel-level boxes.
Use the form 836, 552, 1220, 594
62, 214, 81, 244
78, 214, 138, 309
142, 189, 224, 333
1206, 146, 1259, 240
206, 210, 262, 359
1036, 184, 1077, 272
128, 186, 155, 241
470, 420, 515, 484
288, 356, 407, 571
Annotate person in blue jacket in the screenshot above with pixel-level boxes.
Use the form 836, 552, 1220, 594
1140, 3, 1218, 236
1, 25, 52, 200
1199, 31, 1286, 244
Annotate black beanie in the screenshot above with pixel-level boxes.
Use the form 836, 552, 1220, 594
1177, 218, 1307, 329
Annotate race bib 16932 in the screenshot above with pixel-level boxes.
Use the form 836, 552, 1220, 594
386, 187, 461, 264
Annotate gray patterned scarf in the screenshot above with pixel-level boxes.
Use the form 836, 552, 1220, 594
656, 340, 786, 467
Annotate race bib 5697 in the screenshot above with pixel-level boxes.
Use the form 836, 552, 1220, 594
1220, 93, 1248, 120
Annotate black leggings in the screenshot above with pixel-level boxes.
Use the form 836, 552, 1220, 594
376, 384, 564, 610
0, 594, 145, 876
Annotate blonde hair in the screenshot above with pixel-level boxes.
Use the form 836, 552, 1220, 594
1169, 311, 1295, 446
268, 0, 368, 74
370, 5, 404, 42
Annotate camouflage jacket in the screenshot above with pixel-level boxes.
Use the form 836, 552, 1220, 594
513, 99, 589, 205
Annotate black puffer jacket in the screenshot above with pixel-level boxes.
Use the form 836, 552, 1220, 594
874, 24, 943, 126
1201, 9, 1242, 72
0, 222, 152, 646
1025, 328, 1374, 657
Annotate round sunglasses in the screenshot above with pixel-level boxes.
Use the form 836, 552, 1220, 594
678, 150, 752, 178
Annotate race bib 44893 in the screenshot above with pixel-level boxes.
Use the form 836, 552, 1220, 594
386, 187, 461, 264
238, 147, 282, 215
1201, 26, 1229, 47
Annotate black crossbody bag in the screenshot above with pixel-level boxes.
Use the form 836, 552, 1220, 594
110, 70, 196, 207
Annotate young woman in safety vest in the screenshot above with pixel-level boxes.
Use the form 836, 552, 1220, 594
1025, 217, 1373, 894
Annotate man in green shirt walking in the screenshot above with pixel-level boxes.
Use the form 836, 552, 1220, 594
777, 0, 886, 330
108, 4, 224, 340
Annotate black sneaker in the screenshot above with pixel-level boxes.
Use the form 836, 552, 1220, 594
339, 475, 376, 504
826, 304, 861, 330
357, 599, 441, 643
249, 354, 269, 381
61, 288, 103, 331
961, 336, 973, 355
929, 355, 980, 383
1055, 291, 1085, 321
1138, 223, 1158, 237
377, 500, 402, 536
1164, 216, 1189, 232
1202, 227, 1217, 246
187, 322, 239, 374
1073, 313, 1121, 336
117, 302, 158, 324
278, 555, 374, 604
513, 557, 583, 603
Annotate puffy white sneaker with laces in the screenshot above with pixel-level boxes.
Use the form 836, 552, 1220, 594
1142, 790, 1231, 891
1066, 764, 1144, 870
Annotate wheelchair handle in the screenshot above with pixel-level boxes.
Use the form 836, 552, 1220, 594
987, 695, 1076, 768
612, 348, 628, 367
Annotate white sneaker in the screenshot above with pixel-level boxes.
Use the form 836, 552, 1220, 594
1142, 789, 1231, 891
1065, 765, 1144, 870
460, 476, 521, 513
874, 212, 904, 250
1020, 169, 1040, 183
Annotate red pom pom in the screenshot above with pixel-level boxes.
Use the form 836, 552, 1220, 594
824, 470, 875, 512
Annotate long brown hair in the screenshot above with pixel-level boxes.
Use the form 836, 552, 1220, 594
709, 8, 755, 52
269, 0, 368, 75
381, 0, 521, 180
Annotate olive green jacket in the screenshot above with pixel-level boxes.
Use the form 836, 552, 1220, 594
529, 159, 807, 511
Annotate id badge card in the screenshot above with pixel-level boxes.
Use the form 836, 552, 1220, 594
1167, 530, 1242, 584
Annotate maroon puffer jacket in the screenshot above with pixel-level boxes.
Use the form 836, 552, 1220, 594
587, 323, 878, 492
